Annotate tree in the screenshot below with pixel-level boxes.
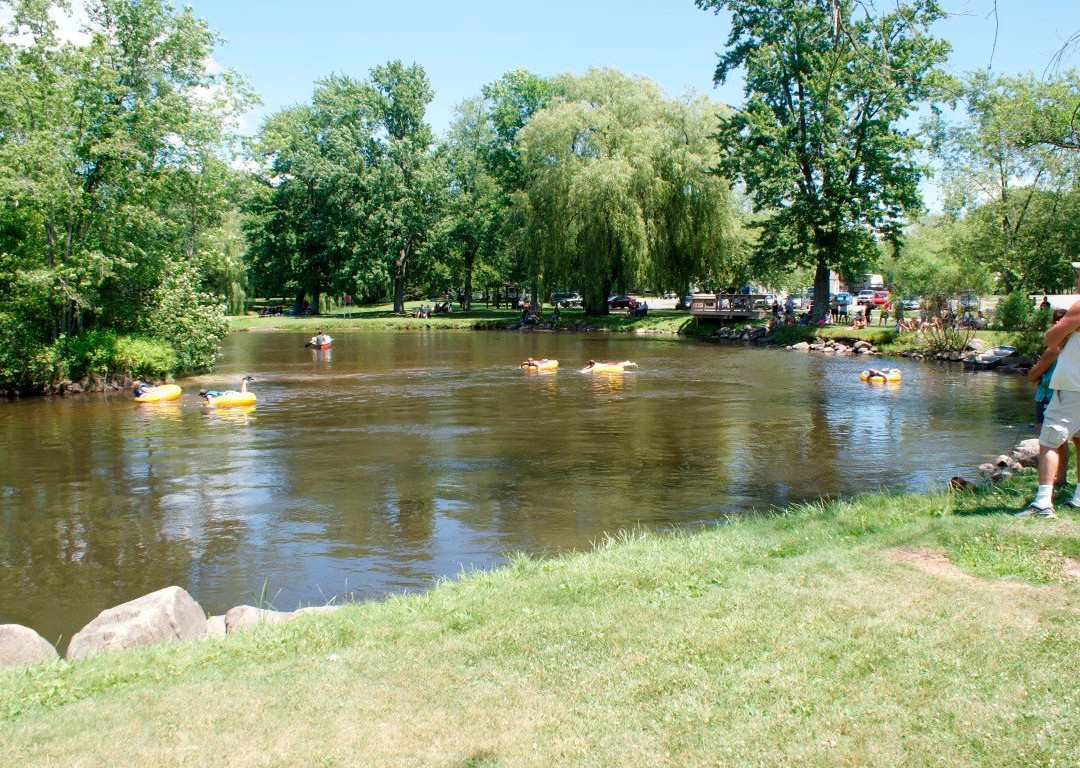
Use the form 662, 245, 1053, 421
0, 0, 250, 387
697, 0, 950, 321
438, 98, 505, 310
931, 71, 1080, 292
517, 68, 738, 314
357, 61, 442, 314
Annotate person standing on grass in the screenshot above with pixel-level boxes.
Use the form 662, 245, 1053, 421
1020, 263, 1080, 518
893, 301, 905, 333
1028, 309, 1072, 490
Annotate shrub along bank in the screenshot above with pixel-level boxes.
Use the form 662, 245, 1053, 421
2, 479, 1080, 766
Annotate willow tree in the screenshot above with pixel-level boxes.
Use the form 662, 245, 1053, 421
517, 68, 737, 314
697, 0, 950, 321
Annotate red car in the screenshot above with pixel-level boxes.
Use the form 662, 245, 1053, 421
871, 290, 891, 307
608, 295, 638, 309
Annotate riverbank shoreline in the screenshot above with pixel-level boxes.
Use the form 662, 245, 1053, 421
3, 476, 1080, 765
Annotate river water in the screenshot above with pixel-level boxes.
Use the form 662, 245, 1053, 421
0, 331, 1031, 646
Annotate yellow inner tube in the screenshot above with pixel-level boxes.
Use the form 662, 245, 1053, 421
583, 361, 638, 374
206, 391, 257, 407
860, 369, 901, 383
521, 359, 559, 371
133, 384, 181, 403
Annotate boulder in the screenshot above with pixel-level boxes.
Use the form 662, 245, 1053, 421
853, 340, 872, 351
1011, 438, 1041, 467
965, 338, 988, 353
791, 341, 811, 352
224, 605, 297, 633
994, 454, 1021, 469
296, 605, 342, 617
205, 615, 227, 638
67, 586, 206, 660
0, 624, 59, 668
855, 346, 870, 354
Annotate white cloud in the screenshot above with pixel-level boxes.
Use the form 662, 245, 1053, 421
0, 0, 91, 47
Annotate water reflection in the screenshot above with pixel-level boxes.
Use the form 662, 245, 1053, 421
0, 332, 1033, 646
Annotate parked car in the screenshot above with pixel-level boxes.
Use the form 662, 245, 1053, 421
609, 295, 638, 309
550, 291, 582, 308
901, 296, 921, 311
856, 290, 875, 306
872, 290, 891, 307
835, 291, 853, 306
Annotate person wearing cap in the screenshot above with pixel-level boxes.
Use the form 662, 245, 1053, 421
1019, 261, 1080, 518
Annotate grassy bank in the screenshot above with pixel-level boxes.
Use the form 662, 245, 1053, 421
228, 304, 706, 337
3, 479, 1080, 766
229, 306, 1017, 360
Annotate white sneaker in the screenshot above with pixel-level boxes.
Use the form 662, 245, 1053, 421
1016, 504, 1057, 519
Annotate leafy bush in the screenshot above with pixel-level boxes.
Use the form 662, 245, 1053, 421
66, 330, 119, 380
109, 336, 177, 379
995, 291, 1034, 331
142, 265, 229, 373
0, 313, 65, 393
1012, 305, 1053, 358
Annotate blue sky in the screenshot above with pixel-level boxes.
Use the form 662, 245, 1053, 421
185, 0, 1080, 138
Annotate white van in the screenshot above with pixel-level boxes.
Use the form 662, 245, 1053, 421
862, 274, 885, 289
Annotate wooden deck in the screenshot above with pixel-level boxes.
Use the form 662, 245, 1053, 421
689, 293, 769, 322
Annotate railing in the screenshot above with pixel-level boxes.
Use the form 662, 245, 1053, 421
689, 293, 769, 321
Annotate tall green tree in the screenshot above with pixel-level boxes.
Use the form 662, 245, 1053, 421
517, 68, 738, 314
357, 61, 442, 314
697, 0, 950, 321
0, 0, 250, 386
931, 71, 1080, 292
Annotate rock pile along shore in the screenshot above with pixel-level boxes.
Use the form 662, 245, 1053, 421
0, 585, 341, 669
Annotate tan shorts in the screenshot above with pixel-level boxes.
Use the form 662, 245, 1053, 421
1039, 389, 1080, 448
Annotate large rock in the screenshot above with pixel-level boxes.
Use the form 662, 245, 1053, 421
67, 586, 206, 660
224, 605, 297, 633
792, 341, 811, 352
1011, 438, 1041, 467
0, 624, 59, 668
965, 338, 988, 353
853, 340, 872, 351
205, 615, 227, 638
296, 605, 341, 617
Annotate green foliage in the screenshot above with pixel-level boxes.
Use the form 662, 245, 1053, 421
0, 314, 63, 393
1011, 304, 1053, 357
108, 336, 177, 380
0, 0, 252, 389
931, 71, 1080, 293
517, 69, 738, 314
141, 266, 228, 373
698, 0, 950, 320
995, 291, 1034, 332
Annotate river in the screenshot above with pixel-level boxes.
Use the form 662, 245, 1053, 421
0, 330, 1031, 646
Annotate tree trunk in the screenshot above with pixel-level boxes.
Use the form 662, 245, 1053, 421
393, 247, 408, 314
463, 251, 474, 311
311, 286, 322, 316
811, 259, 830, 324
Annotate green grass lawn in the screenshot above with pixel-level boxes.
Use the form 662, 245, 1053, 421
3, 478, 1080, 766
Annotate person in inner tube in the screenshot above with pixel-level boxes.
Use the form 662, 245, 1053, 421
132, 380, 152, 397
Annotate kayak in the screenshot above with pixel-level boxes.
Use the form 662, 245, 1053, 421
860, 368, 901, 383
582, 361, 638, 374
521, 359, 559, 371
133, 384, 181, 403
205, 391, 257, 407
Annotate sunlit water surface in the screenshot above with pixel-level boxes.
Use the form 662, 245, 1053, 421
0, 330, 1031, 645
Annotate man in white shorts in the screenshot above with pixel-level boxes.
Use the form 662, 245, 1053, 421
1019, 262, 1080, 518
